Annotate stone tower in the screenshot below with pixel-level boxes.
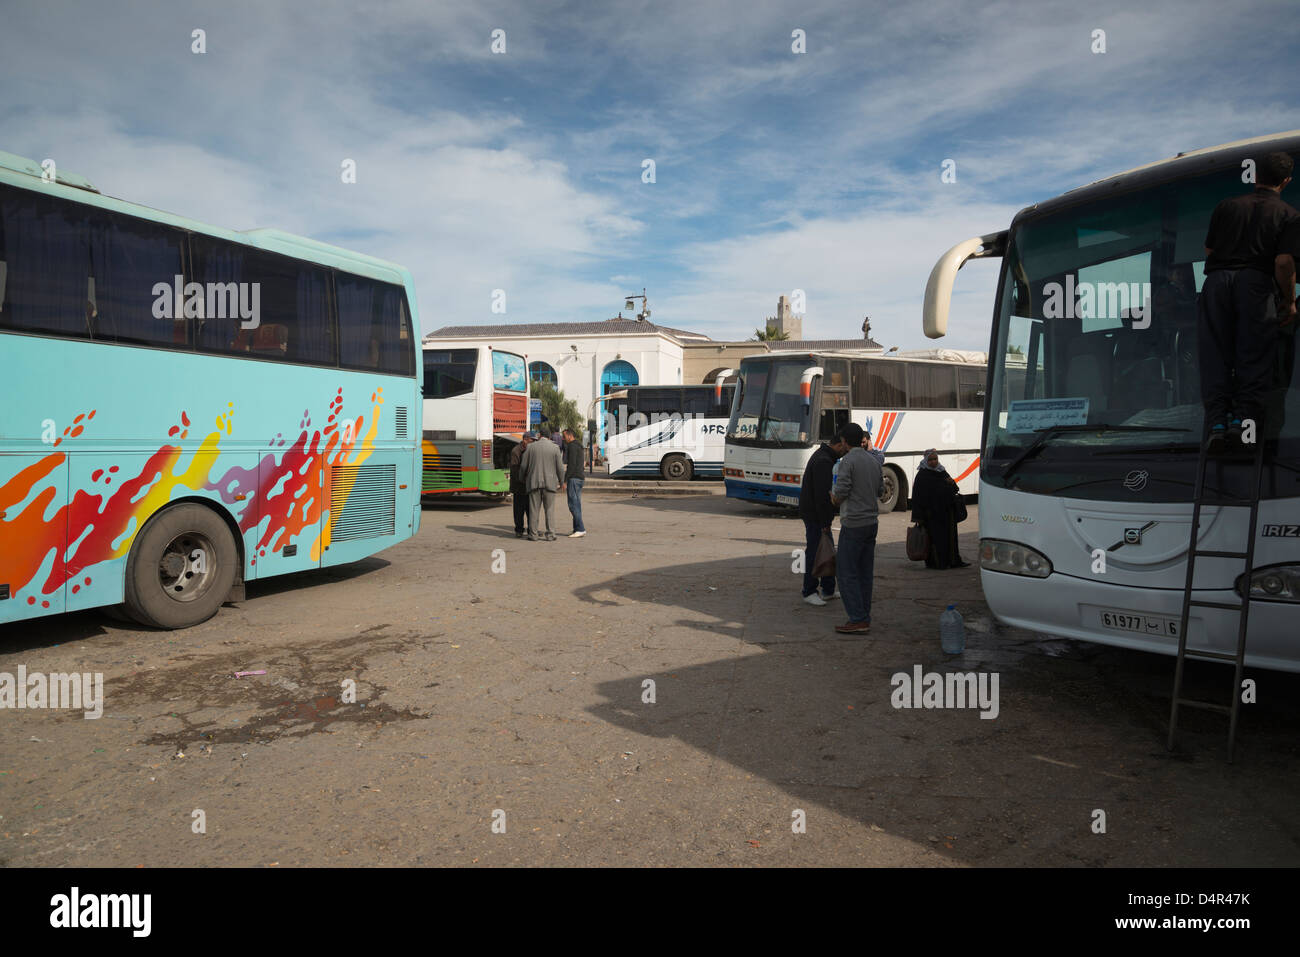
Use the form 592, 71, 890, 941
767, 294, 802, 340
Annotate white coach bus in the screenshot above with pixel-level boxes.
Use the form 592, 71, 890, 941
922, 130, 1300, 671
723, 349, 987, 511
604, 384, 735, 480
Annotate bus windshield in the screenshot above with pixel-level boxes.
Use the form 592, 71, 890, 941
423, 349, 477, 399
726, 357, 817, 448
984, 170, 1300, 500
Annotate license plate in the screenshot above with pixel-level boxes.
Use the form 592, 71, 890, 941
1100, 609, 1179, 637
776, 494, 799, 506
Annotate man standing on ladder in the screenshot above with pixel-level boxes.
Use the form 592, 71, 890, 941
1199, 151, 1300, 452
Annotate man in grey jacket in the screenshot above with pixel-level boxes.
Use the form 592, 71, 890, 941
520, 431, 565, 541
830, 422, 881, 634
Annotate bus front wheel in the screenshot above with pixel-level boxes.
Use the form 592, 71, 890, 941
878, 466, 903, 513
661, 454, 693, 481
124, 503, 239, 629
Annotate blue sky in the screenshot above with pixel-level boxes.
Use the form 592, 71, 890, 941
3, 0, 1298, 350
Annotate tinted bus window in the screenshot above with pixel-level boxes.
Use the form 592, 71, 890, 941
633, 388, 680, 416
192, 237, 333, 365
706, 385, 735, 419
958, 367, 985, 409
822, 359, 849, 388
423, 349, 477, 398
907, 363, 958, 408
338, 274, 413, 375
0, 185, 93, 339
89, 210, 187, 348
868, 361, 907, 407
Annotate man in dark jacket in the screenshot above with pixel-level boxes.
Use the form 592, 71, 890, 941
562, 428, 587, 538
1200, 151, 1300, 450
509, 433, 535, 538
798, 430, 849, 605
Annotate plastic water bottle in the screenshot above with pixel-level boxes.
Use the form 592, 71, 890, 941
940, 605, 965, 654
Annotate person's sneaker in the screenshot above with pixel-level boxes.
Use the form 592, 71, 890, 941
546, 533, 557, 541
569, 530, 586, 538
822, 590, 840, 600
835, 620, 870, 634
526, 532, 540, 541
1207, 423, 1227, 453
803, 593, 827, 606
515, 530, 524, 538
1227, 418, 1244, 445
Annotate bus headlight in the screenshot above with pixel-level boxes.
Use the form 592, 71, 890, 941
1236, 564, 1300, 602
980, 538, 1052, 578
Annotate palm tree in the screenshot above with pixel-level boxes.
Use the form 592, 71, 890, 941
752, 322, 790, 342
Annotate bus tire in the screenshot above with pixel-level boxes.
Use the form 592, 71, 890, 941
661, 454, 693, 481
878, 465, 903, 513
123, 503, 238, 630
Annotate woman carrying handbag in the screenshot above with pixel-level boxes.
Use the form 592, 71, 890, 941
908, 449, 969, 569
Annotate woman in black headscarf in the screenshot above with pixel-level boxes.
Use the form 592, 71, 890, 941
910, 449, 968, 569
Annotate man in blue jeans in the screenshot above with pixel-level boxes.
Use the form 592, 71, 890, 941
830, 422, 882, 634
561, 428, 587, 538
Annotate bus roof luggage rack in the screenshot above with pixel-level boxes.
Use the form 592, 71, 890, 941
1167, 437, 1266, 763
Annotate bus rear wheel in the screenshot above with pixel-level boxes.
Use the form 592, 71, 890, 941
661, 454, 693, 481
124, 503, 238, 629
878, 466, 902, 513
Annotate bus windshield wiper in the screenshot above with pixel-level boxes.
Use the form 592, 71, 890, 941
1000, 424, 1188, 482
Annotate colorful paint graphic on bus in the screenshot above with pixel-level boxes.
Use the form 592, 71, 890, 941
865, 412, 904, 452
0, 386, 383, 606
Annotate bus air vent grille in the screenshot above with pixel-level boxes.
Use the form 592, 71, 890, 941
422, 452, 463, 490
330, 464, 396, 541
394, 407, 408, 438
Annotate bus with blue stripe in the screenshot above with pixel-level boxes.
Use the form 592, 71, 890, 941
0, 150, 422, 630
604, 384, 735, 481
724, 349, 986, 511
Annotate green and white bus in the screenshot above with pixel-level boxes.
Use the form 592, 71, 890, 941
421, 344, 529, 497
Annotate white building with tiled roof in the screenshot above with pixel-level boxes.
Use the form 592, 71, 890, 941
424, 300, 887, 416
424, 316, 705, 416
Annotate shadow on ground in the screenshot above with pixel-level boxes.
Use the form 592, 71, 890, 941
578, 553, 1300, 865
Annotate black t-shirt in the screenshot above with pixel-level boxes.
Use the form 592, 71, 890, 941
1204, 187, 1300, 275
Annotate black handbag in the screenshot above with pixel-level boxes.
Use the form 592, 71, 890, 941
906, 523, 929, 561
954, 493, 968, 523
812, 530, 836, 577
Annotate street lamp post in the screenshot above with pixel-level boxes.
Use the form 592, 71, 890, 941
624, 288, 651, 322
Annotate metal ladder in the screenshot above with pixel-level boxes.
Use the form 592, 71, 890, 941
1167, 433, 1266, 763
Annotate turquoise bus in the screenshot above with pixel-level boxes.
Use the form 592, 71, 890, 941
0, 151, 422, 629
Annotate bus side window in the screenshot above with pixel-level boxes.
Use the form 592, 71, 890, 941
0, 184, 94, 339
339, 275, 412, 375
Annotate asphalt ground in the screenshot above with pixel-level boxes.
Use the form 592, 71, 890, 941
1, 494, 1297, 866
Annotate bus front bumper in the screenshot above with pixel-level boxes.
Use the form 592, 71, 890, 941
981, 569, 1300, 673
725, 478, 799, 506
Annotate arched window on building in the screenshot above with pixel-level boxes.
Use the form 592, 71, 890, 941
600, 359, 639, 392
529, 360, 558, 387
703, 367, 739, 384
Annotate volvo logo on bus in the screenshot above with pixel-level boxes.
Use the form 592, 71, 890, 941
1108, 520, 1156, 552
1123, 469, 1149, 491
